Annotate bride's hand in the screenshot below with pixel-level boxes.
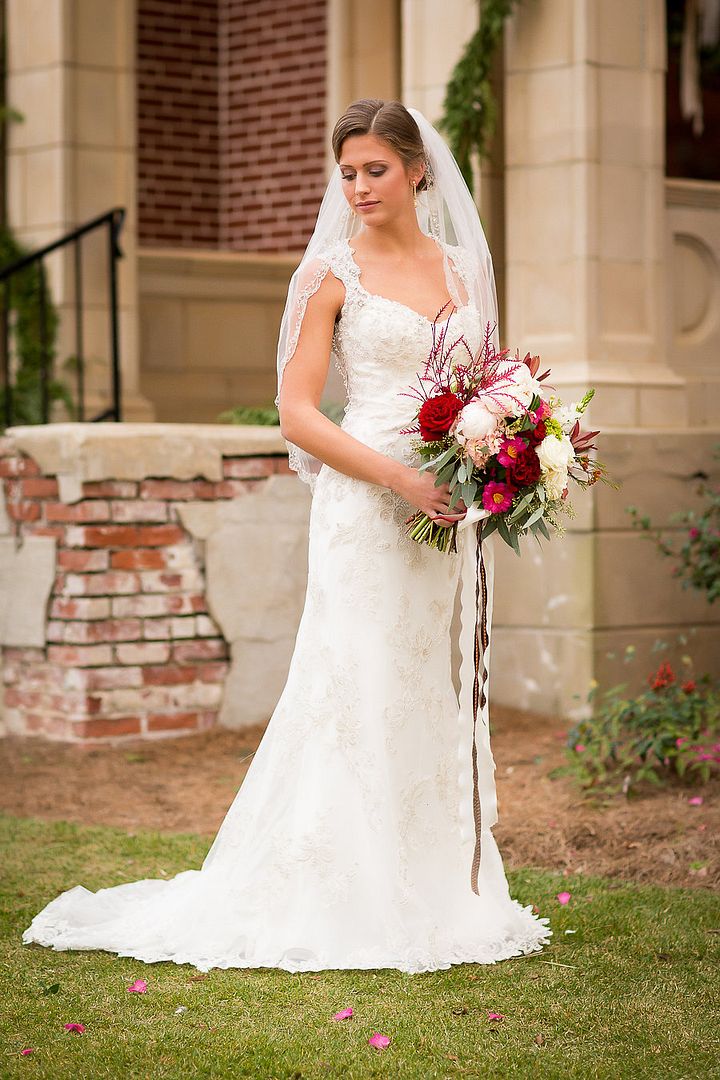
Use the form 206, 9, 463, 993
395, 467, 467, 528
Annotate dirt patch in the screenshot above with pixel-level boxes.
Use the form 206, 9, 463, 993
1, 706, 716, 891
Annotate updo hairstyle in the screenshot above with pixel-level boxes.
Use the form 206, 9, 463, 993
330, 99, 432, 191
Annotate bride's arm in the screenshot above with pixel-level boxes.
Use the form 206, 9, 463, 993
277, 272, 466, 522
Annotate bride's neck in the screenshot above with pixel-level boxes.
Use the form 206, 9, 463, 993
354, 217, 430, 259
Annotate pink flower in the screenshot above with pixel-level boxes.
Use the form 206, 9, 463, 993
368, 1032, 391, 1049
574, 743, 586, 753
20, 1049, 35, 1055
688, 796, 704, 806
465, 438, 492, 469
127, 979, 147, 993
534, 399, 551, 420
557, 891, 571, 905
63, 1023, 86, 1034
676, 736, 687, 746
487, 1011, 506, 1021
689, 527, 700, 540
482, 481, 514, 514
332, 1008, 353, 1020
497, 436, 527, 468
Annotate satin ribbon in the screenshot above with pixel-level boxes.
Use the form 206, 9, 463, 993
456, 505, 498, 895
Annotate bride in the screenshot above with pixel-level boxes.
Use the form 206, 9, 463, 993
22, 99, 553, 973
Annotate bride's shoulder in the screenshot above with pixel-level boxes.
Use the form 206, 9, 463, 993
439, 240, 480, 278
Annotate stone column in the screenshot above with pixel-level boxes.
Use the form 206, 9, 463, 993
503, 0, 685, 424
492, 0, 719, 716
6, 0, 153, 420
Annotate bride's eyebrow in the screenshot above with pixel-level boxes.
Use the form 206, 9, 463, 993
339, 160, 390, 169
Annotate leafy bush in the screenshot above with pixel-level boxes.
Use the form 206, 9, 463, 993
552, 645, 720, 799
627, 446, 720, 604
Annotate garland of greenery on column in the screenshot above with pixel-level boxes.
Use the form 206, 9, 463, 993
437, 0, 524, 195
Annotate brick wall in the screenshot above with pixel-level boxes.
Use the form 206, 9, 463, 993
137, 0, 221, 247
0, 442, 292, 745
136, 0, 328, 253
219, 0, 328, 252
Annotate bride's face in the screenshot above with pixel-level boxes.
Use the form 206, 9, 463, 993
338, 133, 421, 226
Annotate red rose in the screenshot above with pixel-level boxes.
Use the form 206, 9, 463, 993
527, 420, 546, 447
508, 447, 541, 486
418, 391, 463, 442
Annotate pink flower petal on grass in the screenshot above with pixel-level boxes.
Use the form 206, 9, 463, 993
63, 1023, 85, 1033
332, 1007, 353, 1021
557, 891, 571, 905
688, 796, 704, 806
487, 1012, 505, 1021
127, 979, 148, 993
20, 1048, 35, 1055
368, 1032, 391, 1049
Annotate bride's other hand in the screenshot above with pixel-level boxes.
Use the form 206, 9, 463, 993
395, 467, 467, 528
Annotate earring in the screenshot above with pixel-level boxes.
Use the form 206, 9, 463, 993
412, 180, 418, 208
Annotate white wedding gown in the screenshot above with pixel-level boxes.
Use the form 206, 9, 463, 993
22, 237, 553, 973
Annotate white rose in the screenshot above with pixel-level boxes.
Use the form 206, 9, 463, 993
537, 433, 575, 473
455, 400, 499, 444
542, 469, 567, 500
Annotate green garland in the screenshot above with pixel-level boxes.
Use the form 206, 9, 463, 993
438, 0, 524, 193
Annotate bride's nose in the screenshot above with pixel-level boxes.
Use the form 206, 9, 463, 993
354, 174, 370, 198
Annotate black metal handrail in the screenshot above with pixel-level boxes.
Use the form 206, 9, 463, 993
0, 207, 125, 425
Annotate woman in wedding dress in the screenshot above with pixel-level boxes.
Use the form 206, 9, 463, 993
22, 100, 552, 973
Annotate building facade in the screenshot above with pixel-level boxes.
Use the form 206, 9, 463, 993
4, 0, 720, 730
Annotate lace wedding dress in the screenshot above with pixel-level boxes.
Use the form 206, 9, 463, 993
22, 237, 553, 974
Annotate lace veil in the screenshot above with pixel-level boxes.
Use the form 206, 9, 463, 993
274, 105, 500, 491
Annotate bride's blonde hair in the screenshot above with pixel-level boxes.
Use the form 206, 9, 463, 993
331, 98, 430, 192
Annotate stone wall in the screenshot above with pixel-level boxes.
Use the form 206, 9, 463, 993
0, 423, 310, 745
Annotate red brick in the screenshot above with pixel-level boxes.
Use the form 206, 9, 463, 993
139, 479, 219, 500
70, 666, 143, 691
147, 712, 200, 733
111, 500, 168, 523
115, 642, 171, 665
48, 644, 114, 666
20, 477, 59, 497
81, 480, 139, 498
112, 593, 205, 618
45, 500, 111, 523
50, 597, 111, 620
66, 524, 186, 548
63, 571, 141, 596
57, 549, 110, 571
27, 525, 66, 540
8, 501, 40, 522
61, 619, 143, 644
142, 665, 199, 686
222, 456, 277, 478
173, 639, 228, 663
74, 716, 142, 738
110, 548, 168, 570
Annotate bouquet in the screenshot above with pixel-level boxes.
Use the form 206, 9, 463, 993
400, 318, 609, 554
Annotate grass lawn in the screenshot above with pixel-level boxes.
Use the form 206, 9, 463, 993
2, 813, 719, 1079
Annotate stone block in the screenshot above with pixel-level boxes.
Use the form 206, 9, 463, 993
0, 535, 56, 647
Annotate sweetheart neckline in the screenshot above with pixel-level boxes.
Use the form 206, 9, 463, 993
343, 237, 473, 328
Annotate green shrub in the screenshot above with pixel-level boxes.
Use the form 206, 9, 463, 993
553, 645, 719, 800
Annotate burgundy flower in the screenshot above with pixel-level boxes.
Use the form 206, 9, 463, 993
527, 420, 547, 447
417, 391, 463, 442
508, 447, 541, 487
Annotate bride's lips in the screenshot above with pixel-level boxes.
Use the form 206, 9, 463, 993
356, 201, 380, 211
